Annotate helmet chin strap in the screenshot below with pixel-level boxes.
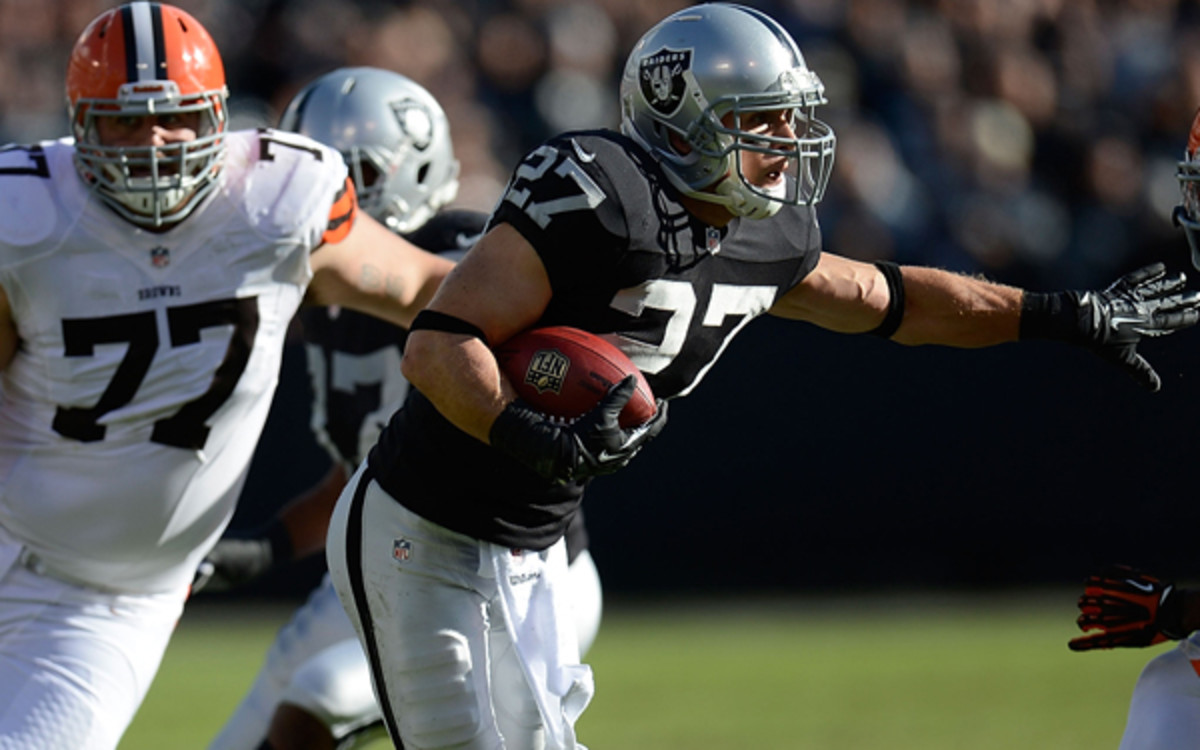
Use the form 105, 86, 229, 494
660, 162, 784, 221
711, 177, 783, 220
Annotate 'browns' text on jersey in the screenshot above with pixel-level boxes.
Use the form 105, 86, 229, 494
0, 130, 351, 592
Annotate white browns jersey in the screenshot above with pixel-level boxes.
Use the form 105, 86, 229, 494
0, 130, 349, 593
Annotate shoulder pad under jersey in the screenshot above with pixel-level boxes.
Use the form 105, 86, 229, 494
220, 129, 350, 246
0, 139, 79, 268
491, 130, 633, 256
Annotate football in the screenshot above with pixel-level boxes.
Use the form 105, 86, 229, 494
494, 326, 656, 428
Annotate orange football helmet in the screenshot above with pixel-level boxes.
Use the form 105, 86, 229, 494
1176, 107, 1200, 270
66, 2, 228, 228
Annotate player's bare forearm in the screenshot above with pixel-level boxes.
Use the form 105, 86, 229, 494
890, 266, 1022, 347
399, 222, 554, 444
402, 329, 516, 444
344, 250, 452, 326
769, 252, 892, 331
771, 254, 1021, 347
306, 213, 454, 328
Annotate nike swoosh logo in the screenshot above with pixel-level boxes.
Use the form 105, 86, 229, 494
1126, 579, 1155, 593
571, 139, 597, 163
454, 232, 483, 249
1110, 315, 1144, 329
597, 440, 643, 463
597, 427, 653, 464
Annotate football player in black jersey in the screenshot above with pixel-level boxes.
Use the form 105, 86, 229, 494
197, 68, 604, 750
326, 5, 1200, 749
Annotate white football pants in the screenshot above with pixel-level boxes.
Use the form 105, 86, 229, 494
0, 536, 185, 750
1118, 632, 1200, 750
207, 574, 373, 749
327, 464, 592, 750
211, 550, 601, 749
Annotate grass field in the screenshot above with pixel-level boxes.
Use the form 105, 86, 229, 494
121, 589, 1155, 749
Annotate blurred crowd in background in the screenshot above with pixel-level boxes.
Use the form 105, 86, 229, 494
4, 0, 1200, 292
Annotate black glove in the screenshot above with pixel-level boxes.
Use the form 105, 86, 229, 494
1069, 565, 1187, 651
192, 518, 294, 593
489, 375, 668, 484
1020, 263, 1200, 392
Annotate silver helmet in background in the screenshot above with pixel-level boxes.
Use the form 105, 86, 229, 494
620, 3, 835, 220
280, 67, 460, 233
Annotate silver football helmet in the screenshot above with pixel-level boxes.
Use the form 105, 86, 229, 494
619, 4, 835, 219
279, 67, 459, 233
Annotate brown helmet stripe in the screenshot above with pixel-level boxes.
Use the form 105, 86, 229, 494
149, 3, 166, 80
120, 2, 168, 83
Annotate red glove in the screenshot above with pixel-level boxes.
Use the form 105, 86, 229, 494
1069, 565, 1186, 652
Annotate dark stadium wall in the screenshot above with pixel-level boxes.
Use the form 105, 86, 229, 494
228, 317, 1200, 600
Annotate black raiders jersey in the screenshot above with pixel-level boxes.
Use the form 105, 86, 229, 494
301, 209, 484, 469
303, 209, 591, 559
370, 130, 822, 550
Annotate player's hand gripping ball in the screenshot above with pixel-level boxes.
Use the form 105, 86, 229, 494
494, 326, 656, 428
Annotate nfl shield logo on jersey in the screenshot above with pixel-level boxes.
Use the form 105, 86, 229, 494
149, 246, 170, 268
705, 227, 722, 255
393, 538, 412, 562
525, 349, 569, 394
639, 47, 692, 117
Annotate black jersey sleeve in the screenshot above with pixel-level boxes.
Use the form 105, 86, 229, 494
489, 132, 633, 294
404, 209, 488, 257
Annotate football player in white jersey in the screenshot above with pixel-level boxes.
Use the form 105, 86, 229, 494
198, 67, 605, 750
1066, 107, 1200, 750
327, 4, 1200, 749
1068, 565, 1200, 749
0, 5, 452, 750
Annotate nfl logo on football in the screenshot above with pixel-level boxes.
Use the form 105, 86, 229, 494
149, 246, 170, 268
525, 349, 569, 394
392, 538, 412, 562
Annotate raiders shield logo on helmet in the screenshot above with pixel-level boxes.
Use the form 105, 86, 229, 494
639, 47, 692, 117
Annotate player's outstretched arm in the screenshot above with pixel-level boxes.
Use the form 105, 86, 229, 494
770, 252, 1024, 344
771, 255, 1200, 391
1069, 565, 1200, 651
307, 211, 455, 329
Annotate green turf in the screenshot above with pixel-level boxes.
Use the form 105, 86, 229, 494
120, 591, 1156, 749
